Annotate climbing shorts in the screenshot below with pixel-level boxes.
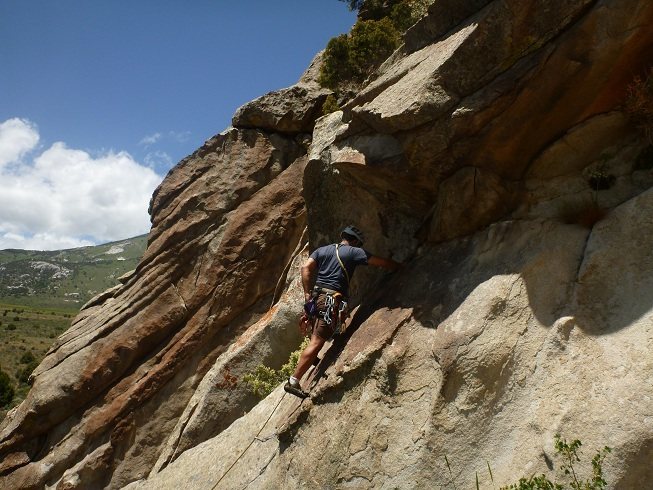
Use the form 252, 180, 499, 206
313, 294, 334, 340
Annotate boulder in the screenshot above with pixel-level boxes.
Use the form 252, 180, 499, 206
232, 83, 331, 134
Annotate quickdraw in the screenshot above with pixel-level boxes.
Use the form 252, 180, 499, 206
299, 291, 349, 337
322, 292, 348, 335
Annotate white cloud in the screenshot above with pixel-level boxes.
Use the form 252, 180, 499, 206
169, 130, 191, 143
144, 150, 173, 169
0, 118, 40, 167
139, 130, 191, 147
0, 118, 163, 251
139, 132, 161, 146
0, 232, 94, 251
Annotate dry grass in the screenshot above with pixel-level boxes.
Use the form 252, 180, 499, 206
625, 67, 653, 143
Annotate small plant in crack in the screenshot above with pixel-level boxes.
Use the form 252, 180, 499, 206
443, 435, 611, 489
500, 435, 612, 489
586, 167, 616, 194
243, 338, 309, 398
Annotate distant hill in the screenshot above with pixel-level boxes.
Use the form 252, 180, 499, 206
0, 235, 148, 310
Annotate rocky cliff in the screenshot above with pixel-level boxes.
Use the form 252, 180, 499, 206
2, 0, 653, 488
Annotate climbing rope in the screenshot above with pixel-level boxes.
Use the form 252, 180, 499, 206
210, 390, 306, 490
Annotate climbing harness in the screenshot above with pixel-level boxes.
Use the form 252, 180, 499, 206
299, 243, 352, 338
322, 292, 348, 335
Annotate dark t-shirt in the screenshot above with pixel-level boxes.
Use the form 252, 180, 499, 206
310, 243, 371, 296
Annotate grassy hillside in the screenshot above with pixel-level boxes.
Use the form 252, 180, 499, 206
0, 302, 77, 407
0, 235, 147, 309
0, 236, 148, 412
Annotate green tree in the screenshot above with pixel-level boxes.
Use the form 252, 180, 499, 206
340, 0, 405, 21
20, 351, 36, 364
339, 0, 365, 11
319, 34, 352, 89
0, 366, 15, 407
16, 360, 38, 384
319, 18, 400, 89
348, 18, 400, 76
322, 1, 426, 90
322, 94, 342, 115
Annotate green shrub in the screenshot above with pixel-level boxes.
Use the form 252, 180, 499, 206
321, 0, 430, 90
390, 1, 416, 31
243, 338, 309, 398
319, 18, 400, 89
0, 366, 15, 407
322, 94, 342, 115
349, 18, 401, 74
587, 164, 616, 192
16, 360, 38, 385
499, 435, 611, 490
340, 0, 365, 11
19, 351, 36, 364
319, 34, 352, 89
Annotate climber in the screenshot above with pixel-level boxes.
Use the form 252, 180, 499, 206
284, 225, 400, 399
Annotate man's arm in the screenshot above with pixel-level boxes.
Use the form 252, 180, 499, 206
368, 255, 401, 271
301, 257, 317, 301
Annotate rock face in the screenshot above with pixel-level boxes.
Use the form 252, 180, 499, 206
2, 0, 653, 488
0, 128, 309, 489
232, 83, 331, 134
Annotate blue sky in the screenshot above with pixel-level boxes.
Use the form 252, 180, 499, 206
0, 1, 355, 250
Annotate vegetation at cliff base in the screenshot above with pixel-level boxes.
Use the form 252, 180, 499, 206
0, 303, 76, 411
0, 365, 15, 408
243, 338, 309, 398
0, 236, 147, 416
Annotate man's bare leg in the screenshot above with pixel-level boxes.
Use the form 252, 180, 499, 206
292, 331, 326, 385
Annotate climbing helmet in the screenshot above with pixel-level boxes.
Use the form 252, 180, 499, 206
342, 225, 365, 245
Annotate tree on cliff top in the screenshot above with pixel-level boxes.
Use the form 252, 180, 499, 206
321, 0, 427, 90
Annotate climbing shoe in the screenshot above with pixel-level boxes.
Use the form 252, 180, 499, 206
284, 381, 309, 399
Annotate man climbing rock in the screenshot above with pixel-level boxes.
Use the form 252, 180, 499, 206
284, 225, 400, 398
